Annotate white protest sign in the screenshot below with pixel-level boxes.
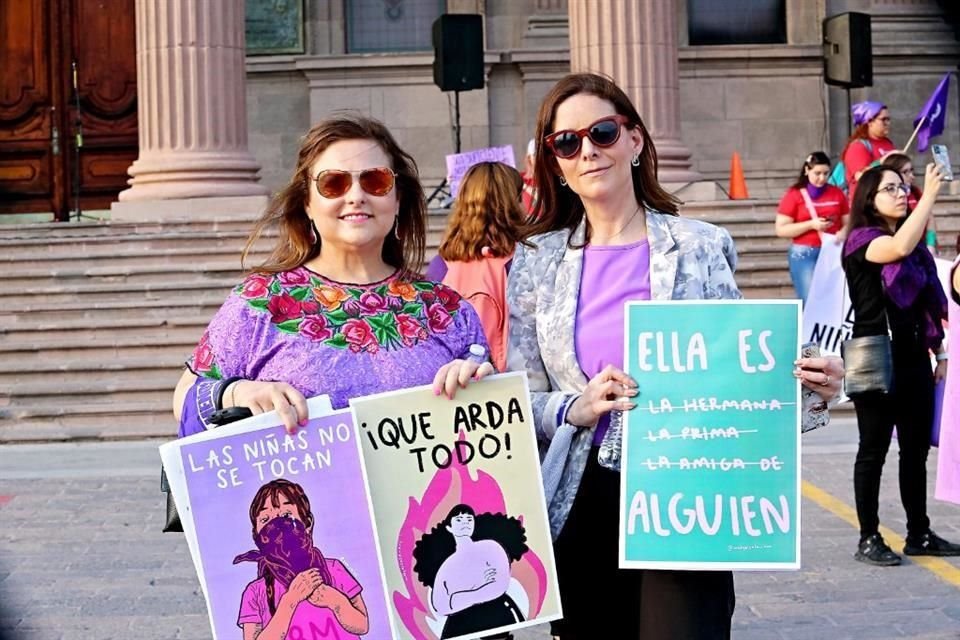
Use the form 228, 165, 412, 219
445, 145, 516, 197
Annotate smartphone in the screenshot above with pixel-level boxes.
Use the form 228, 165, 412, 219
931, 144, 953, 181
799, 342, 828, 433
800, 341, 821, 361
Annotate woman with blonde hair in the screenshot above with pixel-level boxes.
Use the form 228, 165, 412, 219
426, 161, 528, 370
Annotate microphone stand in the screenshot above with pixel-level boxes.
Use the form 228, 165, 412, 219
70, 60, 94, 222
426, 90, 461, 208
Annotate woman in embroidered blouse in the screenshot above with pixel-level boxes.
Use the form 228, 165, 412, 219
774, 151, 850, 304
507, 73, 845, 640
841, 164, 958, 566
172, 114, 494, 439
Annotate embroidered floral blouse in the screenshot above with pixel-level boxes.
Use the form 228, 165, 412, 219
181, 266, 488, 436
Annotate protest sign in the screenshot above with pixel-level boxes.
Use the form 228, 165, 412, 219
619, 300, 802, 570
350, 372, 561, 640
801, 234, 850, 357
445, 145, 516, 197
936, 257, 960, 504
804, 245, 954, 358
160, 402, 393, 640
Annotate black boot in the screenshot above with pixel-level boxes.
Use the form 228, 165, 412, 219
903, 530, 960, 557
854, 533, 901, 566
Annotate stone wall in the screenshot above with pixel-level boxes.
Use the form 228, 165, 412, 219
243, 0, 960, 198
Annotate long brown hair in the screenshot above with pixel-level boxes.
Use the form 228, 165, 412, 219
524, 73, 679, 245
242, 114, 426, 276
438, 162, 527, 261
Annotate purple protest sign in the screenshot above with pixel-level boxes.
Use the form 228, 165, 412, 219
445, 145, 516, 197
178, 410, 392, 640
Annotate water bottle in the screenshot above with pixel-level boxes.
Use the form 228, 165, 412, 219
597, 410, 623, 471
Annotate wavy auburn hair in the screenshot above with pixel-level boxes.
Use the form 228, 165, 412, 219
438, 162, 527, 261
242, 114, 426, 276
524, 73, 679, 244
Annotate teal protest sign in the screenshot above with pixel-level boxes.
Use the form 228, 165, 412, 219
619, 300, 801, 570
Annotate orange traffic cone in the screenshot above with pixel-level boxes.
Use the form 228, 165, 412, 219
728, 152, 749, 200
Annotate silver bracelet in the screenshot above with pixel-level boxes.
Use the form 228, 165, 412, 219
935, 352, 948, 362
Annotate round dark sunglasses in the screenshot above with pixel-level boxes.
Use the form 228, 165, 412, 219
544, 115, 630, 159
313, 167, 396, 199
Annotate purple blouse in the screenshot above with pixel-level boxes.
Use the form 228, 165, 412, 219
574, 239, 652, 444
180, 266, 488, 436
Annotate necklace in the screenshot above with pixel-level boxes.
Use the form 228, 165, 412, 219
592, 204, 643, 244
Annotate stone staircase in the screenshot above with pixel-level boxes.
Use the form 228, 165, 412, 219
1, 200, 958, 442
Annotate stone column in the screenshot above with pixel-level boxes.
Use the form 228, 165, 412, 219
568, 0, 701, 184
114, 0, 268, 216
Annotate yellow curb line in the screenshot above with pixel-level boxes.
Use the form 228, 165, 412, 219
801, 479, 960, 587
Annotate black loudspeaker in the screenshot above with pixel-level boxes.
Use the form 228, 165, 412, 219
432, 14, 484, 92
823, 12, 872, 88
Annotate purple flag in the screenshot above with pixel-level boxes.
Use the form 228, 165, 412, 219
913, 72, 951, 152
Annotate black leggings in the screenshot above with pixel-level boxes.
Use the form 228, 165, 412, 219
851, 339, 933, 541
550, 448, 735, 640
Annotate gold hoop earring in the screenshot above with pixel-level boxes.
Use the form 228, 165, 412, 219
393, 215, 401, 240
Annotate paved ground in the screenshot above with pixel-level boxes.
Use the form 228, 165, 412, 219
1, 418, 959, 640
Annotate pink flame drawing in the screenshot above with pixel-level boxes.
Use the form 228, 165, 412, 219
392, 437, 549, 639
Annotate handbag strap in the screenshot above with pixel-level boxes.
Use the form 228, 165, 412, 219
798, 187, 820, 220
799, 187, 825, 242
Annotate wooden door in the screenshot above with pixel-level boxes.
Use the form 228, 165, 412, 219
0, 0, 136, 220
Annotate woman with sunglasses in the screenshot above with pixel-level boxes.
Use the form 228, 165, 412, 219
172, 114, 494, 439
507, 73, 844, 639
775, 151, 850, 304
841, 101, 896, 198
841, 164, 958, 567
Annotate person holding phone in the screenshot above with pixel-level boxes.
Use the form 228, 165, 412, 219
842, 163, 959, 566
775, 151, 850, 304
881, 152, 938, 252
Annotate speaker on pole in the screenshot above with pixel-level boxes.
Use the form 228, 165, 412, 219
823, 12, 872, 88
432, 14, 484, 92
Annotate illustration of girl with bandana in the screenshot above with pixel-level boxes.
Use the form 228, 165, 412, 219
234, 479, 369, 639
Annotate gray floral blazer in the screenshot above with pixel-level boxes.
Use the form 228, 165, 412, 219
506, 210, 742, 539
